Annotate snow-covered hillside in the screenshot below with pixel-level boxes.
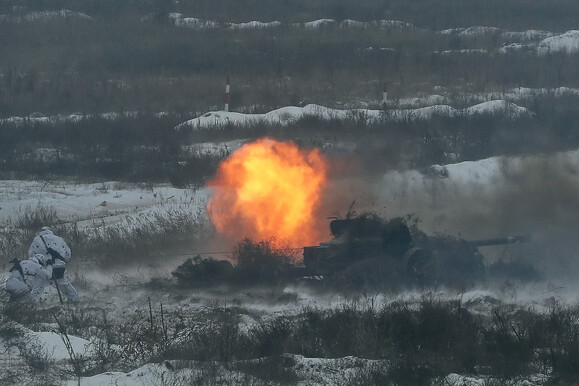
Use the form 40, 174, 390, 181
175, 100, 532, 130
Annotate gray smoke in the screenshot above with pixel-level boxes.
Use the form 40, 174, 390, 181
323, 150, 579, 281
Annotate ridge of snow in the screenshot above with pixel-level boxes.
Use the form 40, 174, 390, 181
167, 15, 545, 40
435, 49, 488, 55
340, 19, 415, 29
439, 26, 500, 35
176, 100, 531, 130
501, 29, 553, 41
501, 30, 579, 55
0, 110, 164, 127
230, 20, 282, 29
0, 9, 92, 22
464, 100, 530, 117
1, 9, 571, 58
170, 17, 417, 31
458, 26, 501, 36
7, 86, 579, 128
168, 13, 219, 28
303, 19, 336, 29
537, 30, 579, 54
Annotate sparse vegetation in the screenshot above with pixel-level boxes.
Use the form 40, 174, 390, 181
1, 1, 579, 186
0, 201, 211, 267
231, 237, 299, 286
2, 93, 579, 184
5, 289, 579, 384
2, 1, 579, 384
1, 1, 579, 116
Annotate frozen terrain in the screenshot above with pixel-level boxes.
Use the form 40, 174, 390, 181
2, 138, 579, 384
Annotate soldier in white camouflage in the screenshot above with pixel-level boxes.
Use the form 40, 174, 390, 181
28, 227, 79, 302
5, 254, 53, 302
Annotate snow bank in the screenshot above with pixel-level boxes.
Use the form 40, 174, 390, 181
501, 30, 579, 55
0, 9, 92, 23
464, 100, 530, 118
538, 30, 579, 54
9, 86, 579, 129
32, 331, 94, 360
0, 180, 208, 230
64, 363, 174, 386
176, 100, 531, 130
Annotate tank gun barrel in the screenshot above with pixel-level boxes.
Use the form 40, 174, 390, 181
467, 235, 530, 247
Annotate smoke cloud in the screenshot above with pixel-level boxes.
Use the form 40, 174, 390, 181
324, 150, 579, 281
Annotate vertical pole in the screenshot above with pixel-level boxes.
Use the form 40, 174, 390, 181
382, 82, 388, 110
224, 74, 230, 112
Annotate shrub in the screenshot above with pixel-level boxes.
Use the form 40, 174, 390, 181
171, 255, 234, 287
231, 237, 298, 286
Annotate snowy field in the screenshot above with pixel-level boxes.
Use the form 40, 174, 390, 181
3, 102, 579, 385
4, 3, 579, 383
2, 140, 579, 384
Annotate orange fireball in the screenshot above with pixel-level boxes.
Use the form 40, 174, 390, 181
207, 137, 329, 248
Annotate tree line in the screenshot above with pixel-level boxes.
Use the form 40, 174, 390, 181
2, 93, 579, 185
1, 4, 579, 117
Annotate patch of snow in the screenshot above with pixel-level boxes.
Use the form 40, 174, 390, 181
291, 354, 388, 385
499, 42, 532, 54
435, 49, 488, 55
501, 30, 553, 41
464, 100, 531, 118
168, 13, 220, 29
340, 19, 416, 30
458, 26, 501, 36
340, 19, 370, 28
375, 20, 416, 29
229, 20, 281, 29
176, 104, 355, 130
0, 9, 92, 23
302, 19, 336, 29
537, 30, 579, 54
63, 363, 181, 386
438, 26, 501, 36
0, 180, 208, 231
439, 28, 462, 35
553, 86, 579, 96
444, 373, 487, 385
31, 331, 94, 360
177, 100, 530, 130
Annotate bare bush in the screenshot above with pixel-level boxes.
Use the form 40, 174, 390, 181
231, 237, 299, 286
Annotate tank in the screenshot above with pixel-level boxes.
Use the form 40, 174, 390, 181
302, 214, 529, 289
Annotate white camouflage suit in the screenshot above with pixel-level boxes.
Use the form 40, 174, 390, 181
5, 254, 53, 302
28, 227, 79, 302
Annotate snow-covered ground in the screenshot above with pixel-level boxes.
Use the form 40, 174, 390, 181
175, 100, 532, 131
2, 143, 579, 383
0, 180, 209, 231
5, 86, 579, 128
0, 281, 568, 385
5, 9, 577, 56
2, 97, 579, 385
2, 7, 579, 383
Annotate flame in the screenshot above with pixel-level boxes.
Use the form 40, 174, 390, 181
207, 137, 329, 248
